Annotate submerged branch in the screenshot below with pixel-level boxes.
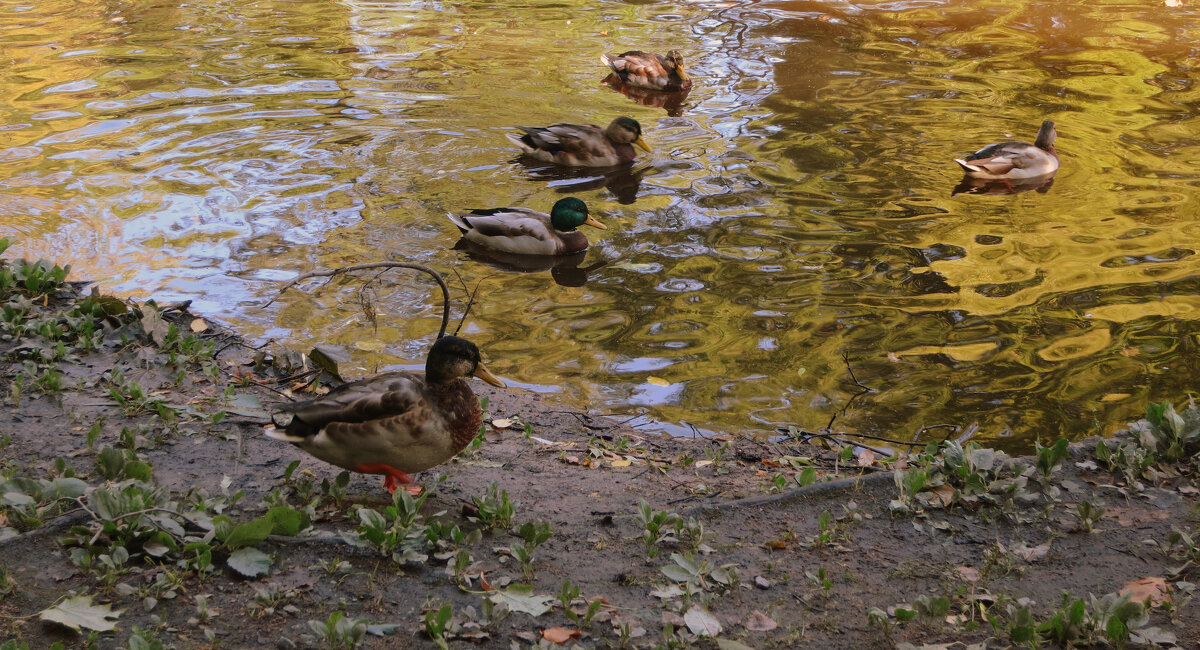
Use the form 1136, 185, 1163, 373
265, 262, 451, 340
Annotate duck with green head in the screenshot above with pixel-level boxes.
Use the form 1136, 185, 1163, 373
506, 117, 651, 167
447, 197, 605, 256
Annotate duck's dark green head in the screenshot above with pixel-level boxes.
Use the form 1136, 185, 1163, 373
549, 197, 605, 231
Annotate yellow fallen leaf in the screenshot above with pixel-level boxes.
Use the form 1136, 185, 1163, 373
610, 459, 632, 467
189, 318, 208, 333
1120, 576, 1167, 605
646, 376, 670, 387
542, 627, 581, 644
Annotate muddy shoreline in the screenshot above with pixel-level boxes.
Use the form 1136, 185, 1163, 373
0, 267, 1197, 649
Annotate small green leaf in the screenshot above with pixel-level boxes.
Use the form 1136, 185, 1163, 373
222, 516, 274, 550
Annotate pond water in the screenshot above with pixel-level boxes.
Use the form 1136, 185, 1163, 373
3, 0, 1199, 451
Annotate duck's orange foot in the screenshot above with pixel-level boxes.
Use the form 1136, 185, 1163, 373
355, 463, 416, 494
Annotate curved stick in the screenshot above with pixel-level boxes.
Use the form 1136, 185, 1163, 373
266, 262, 451, 339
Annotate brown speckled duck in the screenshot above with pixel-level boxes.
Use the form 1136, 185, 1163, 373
954, 120, 1059, 180
267, 336, 505, 493
506, 117, 651, 167
600, 50, 692, 92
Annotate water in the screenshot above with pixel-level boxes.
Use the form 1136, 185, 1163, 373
3, 0, 1198, 451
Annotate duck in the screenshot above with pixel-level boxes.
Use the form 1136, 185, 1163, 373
954, 121, 1059, 180
600, 50, 692, 92
447, 197, 605, 256
266, 335, 506, 493
506, 117, 651, 167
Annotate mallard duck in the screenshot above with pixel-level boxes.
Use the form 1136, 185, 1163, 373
954, 121, 1059, 180
600, 50, 692, 92
447, 197, 605, 256
266, 335, 505, 493
506, 117, 651, 167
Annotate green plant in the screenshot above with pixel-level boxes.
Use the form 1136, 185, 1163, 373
105, 369, 177, 423
469, 481, 514, 531
636, 499, 681, 559
510, 520, 552, 579
0, 563, 14, 601
424, 603, 452, 650
356, 487, 432, 565
1074, 501, 1105, 533
1138, 400, 1200, 463
659, 552, 738, 595
557, 580, 603, 626
1034, 437, 1070, 479
308, 610, 368, 649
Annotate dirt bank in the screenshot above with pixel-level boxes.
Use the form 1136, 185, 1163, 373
0, 259, 1197, 649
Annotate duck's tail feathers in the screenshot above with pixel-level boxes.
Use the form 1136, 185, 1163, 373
445, 211, 470, 234
599, 53, 616, 69
505, 132, 533, 153
953, 158, 981, 173
264, 424, 307, 444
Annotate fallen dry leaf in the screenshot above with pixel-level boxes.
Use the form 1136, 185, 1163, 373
763, 540, 788, 550
929, 484, 956, 507
190, 318, 208, 333
1120, 576, 1167, 605
956, 566, 980, 583
1107, 506, 1170, 527
480, 572, 492, 591
610, 458, 632, 468
541, 627, 581, 644
1012, 543, 1050, 562
742, 610, 777, 632
857, 449, 876, 467
491, 418, 513, 429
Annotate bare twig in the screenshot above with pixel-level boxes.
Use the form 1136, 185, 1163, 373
265, 262, 451, 339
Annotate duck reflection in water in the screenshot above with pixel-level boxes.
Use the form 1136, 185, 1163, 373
511, 157, 652, 205
600, 73, 691, 117
452, 241, 607, 287
952, 173, 1055, 196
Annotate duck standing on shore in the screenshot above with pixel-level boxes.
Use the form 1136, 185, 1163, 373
267, 335, 505, 494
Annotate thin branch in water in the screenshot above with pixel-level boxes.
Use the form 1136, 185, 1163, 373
265, 262, 451, 340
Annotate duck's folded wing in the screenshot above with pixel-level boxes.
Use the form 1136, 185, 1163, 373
276, 373, 424, 435
462, 211, 551, 240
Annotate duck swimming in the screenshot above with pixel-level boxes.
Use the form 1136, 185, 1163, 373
507, 117, 651, 167
447, 197, 605, 256
954, 120, 1058, 180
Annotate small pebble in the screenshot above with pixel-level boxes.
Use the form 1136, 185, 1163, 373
755, 575, 771, 589
276, 637, 297, 650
